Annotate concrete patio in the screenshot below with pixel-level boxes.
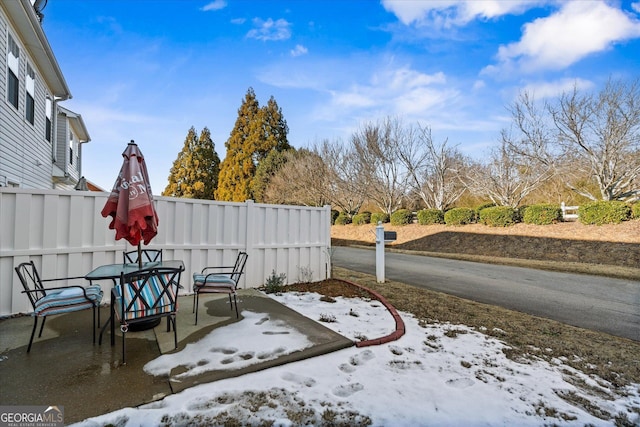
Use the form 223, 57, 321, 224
0, 289, 354, 424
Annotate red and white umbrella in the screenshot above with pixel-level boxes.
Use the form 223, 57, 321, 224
101, 141, 158, 264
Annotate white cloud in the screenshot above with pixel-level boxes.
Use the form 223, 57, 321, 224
231, 17, 246, 25
633, 2, 640, 14
381, 0, 544, 27
290, 44, 308, 57
495, 1, 640, 72
247, 18, 292, 41
201, 0, 227, 12
520, 78, 594, 99
472, 79, 486, 90
324, 66, 457, 122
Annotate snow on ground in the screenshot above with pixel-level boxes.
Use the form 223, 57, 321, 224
72, 291, 640, 426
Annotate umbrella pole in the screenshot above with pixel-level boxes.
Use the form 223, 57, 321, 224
138, 243, 142, 268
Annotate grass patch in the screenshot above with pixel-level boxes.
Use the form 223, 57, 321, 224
333, 267, 640, 388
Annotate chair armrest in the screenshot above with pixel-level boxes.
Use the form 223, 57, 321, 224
22, 285, 97, 300
41, 275, 87, 282
201, 266, 235, 274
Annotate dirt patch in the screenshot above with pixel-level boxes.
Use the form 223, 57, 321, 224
305, 270, 640, 391
332, 221, 640, 272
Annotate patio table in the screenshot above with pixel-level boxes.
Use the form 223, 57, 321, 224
85, 260, 185, 282
86, 260, 185, 344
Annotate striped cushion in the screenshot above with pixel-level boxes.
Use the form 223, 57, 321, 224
115, 273, 177, 321
192, 273, 235, 292
34, 285, 103, 316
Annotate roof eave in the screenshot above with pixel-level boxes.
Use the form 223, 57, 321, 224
2, 0, 71, 99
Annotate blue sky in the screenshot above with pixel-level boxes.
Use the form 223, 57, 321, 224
42, 0, 640, 194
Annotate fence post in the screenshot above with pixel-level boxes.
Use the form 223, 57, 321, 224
375, 222, 385, 283
244, 199, 255, 289
324, 204, 332, 280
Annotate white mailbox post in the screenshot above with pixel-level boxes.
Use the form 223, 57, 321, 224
375, 222, 397, 283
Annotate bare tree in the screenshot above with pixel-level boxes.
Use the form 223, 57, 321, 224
550, 79, 640, 201
316, 139, 367, 216
401, 125, 467, 210
351, 118, 410, 215
263, 149, 329, 206
463, 137, 553, 208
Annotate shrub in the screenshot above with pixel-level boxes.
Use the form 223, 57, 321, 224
479, 206, 518, 227
578, 201, 631, 225
390, 209, 412, 225
370, 212, 390, 224
334, 212, 351, 225
523, 204, 562, 225
444, 207, 475, 225
632, 203, 640, 219
475, 202, 495, 216
352, 211, 371, 225
515, 205, 528, 222
331, 210, 340, 225
417, 209, 445, 225
263, 270, 286, 294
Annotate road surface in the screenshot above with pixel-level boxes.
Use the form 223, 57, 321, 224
333, 246, 640, 341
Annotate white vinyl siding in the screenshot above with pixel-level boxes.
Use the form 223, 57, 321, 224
1, 14, 53, 189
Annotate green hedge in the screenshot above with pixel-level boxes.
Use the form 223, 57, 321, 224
444, 207, 475, 225
479, 206, 518, 227
390, 209, 412, 225
522, 204, 562, 225
578, 201, 631, 225
352, 212, 371, 225
475, 202, 495, 216
632, 203, 640, 219
417, 209, 445, 225
331, 210, 340, 225
334, 212, 351, 225
370, 212, 390, 224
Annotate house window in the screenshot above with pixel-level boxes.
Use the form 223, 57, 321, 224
25, 64, 35, 124
69, 132, 74, 165
7, 34, 20, 110
45, 97, 52, 142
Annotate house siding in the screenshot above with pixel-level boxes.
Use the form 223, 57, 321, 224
0, 7, 53, 189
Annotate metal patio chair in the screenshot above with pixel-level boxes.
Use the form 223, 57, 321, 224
123, 249, 163, 264
192, 251, 248, 324
103, 266, 183, 364
15, 261, 103, 353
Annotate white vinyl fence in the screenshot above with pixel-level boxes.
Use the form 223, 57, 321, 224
0, 188, 332, 317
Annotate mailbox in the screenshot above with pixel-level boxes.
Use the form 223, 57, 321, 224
383, 231, 397, 242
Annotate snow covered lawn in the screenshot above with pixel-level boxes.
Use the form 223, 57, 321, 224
73, 291, 640, 426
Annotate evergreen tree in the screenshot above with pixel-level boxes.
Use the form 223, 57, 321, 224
251, 148, 291, 202
216, 88, 290, 201
163, 126, 220, 199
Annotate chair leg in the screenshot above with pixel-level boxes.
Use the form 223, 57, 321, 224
233, 294, 239, 318
228, 294, 233, 311
27, 317, 38, 353
172, 316, 178, 349
38, 316, 47, 338
192, 292, 196, 313
122, 330, 126, 365
92, 305, 96, 344
195, 292, 200, 325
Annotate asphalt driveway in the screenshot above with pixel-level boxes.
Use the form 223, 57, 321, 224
333, 246, 640, 341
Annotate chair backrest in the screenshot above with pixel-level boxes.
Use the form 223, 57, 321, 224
230, 252, 249, 285
123, 249, 163, 264
15, 261, 47, 309
116, 267, 182, 321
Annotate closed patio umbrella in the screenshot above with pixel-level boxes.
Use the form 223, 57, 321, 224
101, 140, 158, 267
